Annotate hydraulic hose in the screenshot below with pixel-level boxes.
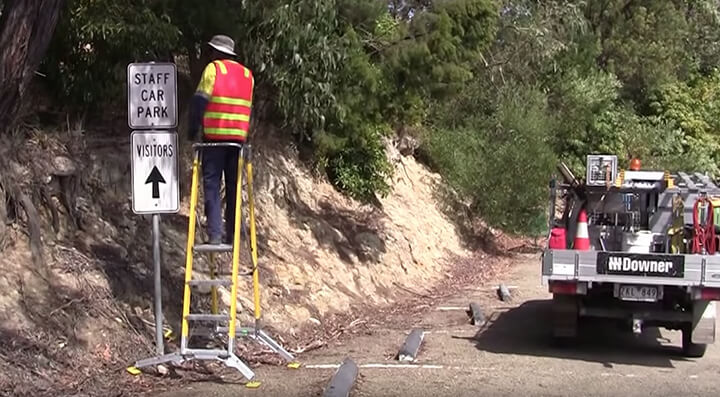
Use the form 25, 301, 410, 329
692, 197, 716, 255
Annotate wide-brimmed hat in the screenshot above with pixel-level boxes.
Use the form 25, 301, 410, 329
207, 35, 237, 57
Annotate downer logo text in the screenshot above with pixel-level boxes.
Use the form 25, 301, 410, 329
597, 252, 684, 277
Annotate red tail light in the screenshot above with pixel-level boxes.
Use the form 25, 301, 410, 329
700, 287, 720, 300
550, 281, 578, 295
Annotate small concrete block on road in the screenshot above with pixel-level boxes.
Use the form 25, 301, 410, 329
397, 328, 425, 361
323, 357, 359, 397
468, 302, 485, 326
497, 284, 512, 302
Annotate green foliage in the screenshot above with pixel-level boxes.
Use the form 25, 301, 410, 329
40, 0, 499, 201
423, 0, 720, 234
379, 0, 498, 126
584, 0, 720, 107
239, 0, 344, 138
231, 0, 496, 201
548, 68, 623, 171
234, 0, 497, 200
317, 21, 394, 201
36, 0, 720, 235
43, 0, 180, 106
423, 84, 557, 234
648, 71, 720, 175
326, 125, 393, 201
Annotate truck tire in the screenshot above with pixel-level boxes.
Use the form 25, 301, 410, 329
552, 294, 579, 344
682, 324, 707, 358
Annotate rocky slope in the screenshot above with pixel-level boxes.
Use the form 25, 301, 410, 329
0, 124, 482, 395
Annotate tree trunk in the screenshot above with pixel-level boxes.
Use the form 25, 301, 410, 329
0, 0, 65, 131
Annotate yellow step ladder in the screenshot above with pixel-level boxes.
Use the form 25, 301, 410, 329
133, 143, 294, 380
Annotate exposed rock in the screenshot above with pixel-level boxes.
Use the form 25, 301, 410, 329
354, 231, 384, 262
52, 155, 78, 176
397, 134, 419, 156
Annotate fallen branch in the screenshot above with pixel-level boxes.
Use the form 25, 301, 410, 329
396, 156, 414, 187
290, 339, 326, 354
16, 189, 45, 270
392, 282, 435, 299
49, 297, 86, 316
348, 319, 366, 329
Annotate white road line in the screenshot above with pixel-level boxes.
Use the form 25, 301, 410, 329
424, 330, 473, 334
363, 364, 444, 369
598, 372, 646, 378
436, 307, 468, 311
467, 286, 519, 291
304, 364, 341, 369
306, 364, 686, 379
305, 363, 505, 371
305, 363, 444, 369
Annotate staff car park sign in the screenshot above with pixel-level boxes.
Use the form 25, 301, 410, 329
127, 63, 178, 129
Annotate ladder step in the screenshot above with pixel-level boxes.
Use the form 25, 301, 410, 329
184, 348, 230, 359
188, 327, 222, 337
186, 314, 229, 322
188, 279, 233, 287
194, 244, 233, 253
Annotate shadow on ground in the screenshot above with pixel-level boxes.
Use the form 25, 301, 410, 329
460, 299, 691, 368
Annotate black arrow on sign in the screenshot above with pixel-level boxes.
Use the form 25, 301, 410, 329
145, 166, 166, 199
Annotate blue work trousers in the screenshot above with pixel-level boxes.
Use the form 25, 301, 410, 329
202, 146, 241, 242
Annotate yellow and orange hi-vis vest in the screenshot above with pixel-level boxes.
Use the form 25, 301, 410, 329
203, 60, 254, 142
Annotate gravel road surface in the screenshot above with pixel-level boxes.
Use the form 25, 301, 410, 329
153, 254, 720, 396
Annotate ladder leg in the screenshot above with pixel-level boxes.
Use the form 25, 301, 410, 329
210, 254, 218, 315
181, 150, 201, 353
246, 158, 262, 331
228, 149, 245, 353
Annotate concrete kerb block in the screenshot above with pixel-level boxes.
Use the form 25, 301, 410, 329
468, 302, 485, 326
397, 329, 425, 362
323, 357, 359, 397
497, 284, 512, 302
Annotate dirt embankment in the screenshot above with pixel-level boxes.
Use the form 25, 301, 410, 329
0, 122, 518, 395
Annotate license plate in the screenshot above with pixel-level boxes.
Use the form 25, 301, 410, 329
619, 285, 658, 302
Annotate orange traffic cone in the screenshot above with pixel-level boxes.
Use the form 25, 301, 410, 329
574, 209, 590, 250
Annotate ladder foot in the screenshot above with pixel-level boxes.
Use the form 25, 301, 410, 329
223, 353, 256, 380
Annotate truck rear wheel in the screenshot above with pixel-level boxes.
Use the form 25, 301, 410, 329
682, 324, 707, 358
552, 294, 579, 344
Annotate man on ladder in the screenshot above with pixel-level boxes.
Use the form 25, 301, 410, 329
188, 34, 253, 245
131, 34, 293, 383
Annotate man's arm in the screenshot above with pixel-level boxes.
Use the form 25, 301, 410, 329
188, 63, 216, 141
188, 94, 209, 141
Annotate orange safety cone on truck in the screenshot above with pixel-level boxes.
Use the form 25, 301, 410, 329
574, 209, 590, 250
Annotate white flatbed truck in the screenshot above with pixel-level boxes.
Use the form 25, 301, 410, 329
542, 155, 719, 357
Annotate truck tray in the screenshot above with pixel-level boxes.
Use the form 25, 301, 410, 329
542, 249, 720, 287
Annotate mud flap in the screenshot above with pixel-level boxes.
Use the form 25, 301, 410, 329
691, 301, 716, 344
552, 294, 578, 338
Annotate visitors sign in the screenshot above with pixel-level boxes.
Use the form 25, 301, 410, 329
130, 130, 179, 214
127, 62, 177, 129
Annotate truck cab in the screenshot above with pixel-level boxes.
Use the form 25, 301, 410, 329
542, 155, 720, 357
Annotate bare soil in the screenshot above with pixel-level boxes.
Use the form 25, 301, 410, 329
0, 121, 533, 396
